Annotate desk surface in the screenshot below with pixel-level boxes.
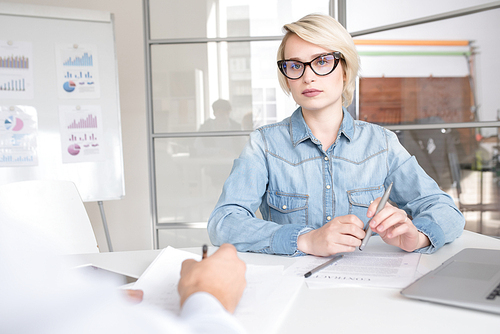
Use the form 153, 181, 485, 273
69, 231, 500, 334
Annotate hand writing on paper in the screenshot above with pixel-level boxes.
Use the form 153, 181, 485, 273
367, 199, 430, 252
178, 243, 247, 313
297, 214, 365, 256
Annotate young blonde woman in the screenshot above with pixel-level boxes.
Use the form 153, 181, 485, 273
208, 13, 464, 257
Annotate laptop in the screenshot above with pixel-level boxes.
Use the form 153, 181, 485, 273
401, 248, 500, 314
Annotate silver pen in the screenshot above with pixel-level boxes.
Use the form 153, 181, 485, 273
304, 254, 344, 278
359, 182, 393, 251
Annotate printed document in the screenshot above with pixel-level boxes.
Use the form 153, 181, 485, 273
133, 246, 303, 334
284, 251, 421, 289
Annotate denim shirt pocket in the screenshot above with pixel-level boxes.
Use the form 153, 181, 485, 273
267, 190, 308, 225
347, 186, 385, 225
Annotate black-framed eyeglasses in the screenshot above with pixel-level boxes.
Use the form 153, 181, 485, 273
277, 52, 342, 80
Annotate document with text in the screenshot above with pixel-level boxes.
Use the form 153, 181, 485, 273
284, 251, 421, 289
133, 246, 304, 334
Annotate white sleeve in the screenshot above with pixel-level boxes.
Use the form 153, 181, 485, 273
0, 222, 246, 334
179, 292, 246, 334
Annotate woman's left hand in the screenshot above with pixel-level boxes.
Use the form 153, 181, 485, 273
367, 199, 430, 252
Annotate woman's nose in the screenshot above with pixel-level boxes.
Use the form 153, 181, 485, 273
302, 64, 316, 83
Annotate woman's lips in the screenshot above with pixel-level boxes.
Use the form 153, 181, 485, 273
302, 89, 322, 97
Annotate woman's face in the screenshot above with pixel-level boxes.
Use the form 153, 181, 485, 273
283, 34, 344, 115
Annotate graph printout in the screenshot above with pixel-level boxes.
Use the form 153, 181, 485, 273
55, 44, 100, 99
0, 40, 34, 99
0, 105, 38, 167
59, 105, 104, 163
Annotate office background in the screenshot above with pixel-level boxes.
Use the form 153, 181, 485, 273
6, 0, 500, 251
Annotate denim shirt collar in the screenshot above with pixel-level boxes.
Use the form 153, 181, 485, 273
289, 107, 355, 147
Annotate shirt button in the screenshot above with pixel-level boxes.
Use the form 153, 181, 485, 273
326, 185, 331, 189
324, 156, 329, 161
282, 205, 287, 210
327, 216, 332, 221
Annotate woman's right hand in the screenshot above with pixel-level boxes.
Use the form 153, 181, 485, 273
297, 215, 365, 256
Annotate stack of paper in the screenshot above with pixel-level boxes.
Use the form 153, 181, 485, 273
132, 247, 304, 334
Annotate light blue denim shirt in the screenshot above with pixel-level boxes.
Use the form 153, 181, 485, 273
207, 107, 465, 256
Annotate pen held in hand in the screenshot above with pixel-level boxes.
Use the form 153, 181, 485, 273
304, 254, 344, 278
359, 182, 393, 251
202, 244, 208, 259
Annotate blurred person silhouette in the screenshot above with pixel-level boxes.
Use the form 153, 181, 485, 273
199, 99, 241, 133
0, 218, 247, 334
195, 99, 245, 186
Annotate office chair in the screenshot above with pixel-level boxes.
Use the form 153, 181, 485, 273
0, 179, 99, 254
448, 151, 498, 234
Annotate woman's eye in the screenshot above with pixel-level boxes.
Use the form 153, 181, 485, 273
290, 62, 302, 70
316, 57, 330, 66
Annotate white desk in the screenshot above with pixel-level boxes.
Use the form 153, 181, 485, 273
69, 231, 500, 334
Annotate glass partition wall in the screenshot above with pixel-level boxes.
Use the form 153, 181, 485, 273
144, 0, 500, 248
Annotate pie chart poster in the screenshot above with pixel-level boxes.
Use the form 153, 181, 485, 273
55, 44, 100, 99
59, 105, 104, 163
0, 105, 38, 166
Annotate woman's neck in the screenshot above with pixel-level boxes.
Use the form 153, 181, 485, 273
302, 106, 343, 152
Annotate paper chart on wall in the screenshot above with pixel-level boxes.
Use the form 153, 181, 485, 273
284, 251, 421, 289
59, 105, 104, 163
0, 40, 34, 99
0, 105, 38, 166
132, 246, 304, 334
55, 44, 100, 99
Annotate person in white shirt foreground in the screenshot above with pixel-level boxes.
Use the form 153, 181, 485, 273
0, 220, 247, 334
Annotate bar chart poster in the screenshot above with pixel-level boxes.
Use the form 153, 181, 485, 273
59, 105, 105, 163
0, 40, 34, 100
55, 44, 100, 99
0, 105, 38, 167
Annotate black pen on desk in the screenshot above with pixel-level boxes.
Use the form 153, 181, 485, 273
304, 254, 344, 278
202, 244, 208, 259
359, 182, 393, 251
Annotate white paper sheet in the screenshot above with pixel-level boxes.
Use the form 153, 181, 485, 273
0, 105, 38, 166
284, 251, 421, 289
0, 40, 34, 100
59, 105, 105, 163
55, 44, 100, 99
132, 247, 304, 334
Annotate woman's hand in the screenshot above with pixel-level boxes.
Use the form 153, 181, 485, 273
297, 215, 365, 256
367, 200, 430, 252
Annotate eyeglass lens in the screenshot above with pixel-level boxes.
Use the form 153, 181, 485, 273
278, 52, 340, 80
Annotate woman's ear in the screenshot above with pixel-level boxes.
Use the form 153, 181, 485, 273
341, 59, 347, 81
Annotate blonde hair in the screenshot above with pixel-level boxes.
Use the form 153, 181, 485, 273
277, 13, 359, 107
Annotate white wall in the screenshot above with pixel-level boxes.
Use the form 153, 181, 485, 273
6, 0, 151, 251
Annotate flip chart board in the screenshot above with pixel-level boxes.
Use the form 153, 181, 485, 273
0, 3, 124, 201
